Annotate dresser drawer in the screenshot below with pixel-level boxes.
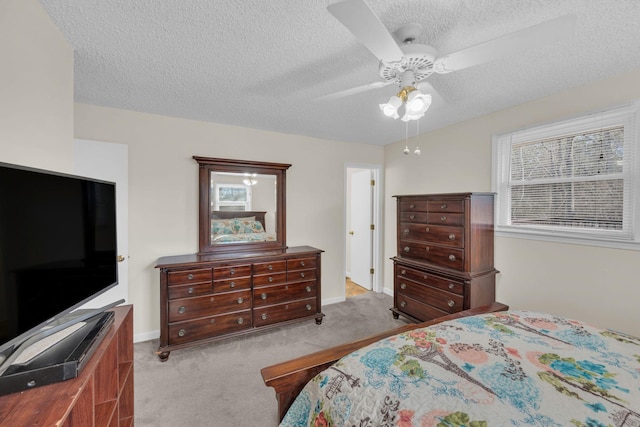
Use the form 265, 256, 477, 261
400, 223, 464, 248
253, 298, 317, 327
253, 281, 317, 307
213, 276, 251, 293
253, 260, 286, 275
400, 200, 429, 212
253, 272, 287, 288
400, 211, 429, 223
168, 310, 252, 345
167, 268, 212, 286
400, 242, 464, 270
167, 282, 212, 299
427, 199, 464, 213
396, 277, 463, 313
396, 294, 448, 322
426, 212, 464, 226
396, 266, 464, 295
168, 290, 251, 322
287, 257, 317, 270
287, 268, 316, 282
213, 264, 251, 280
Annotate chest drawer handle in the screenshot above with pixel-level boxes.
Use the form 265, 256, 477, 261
440, 216, 447, 222
400, 301, 406, 308
425, 227, 430, 232
178, 329, 186, 337
448, 283, 455, 290
229, 268, 235, 275
409, 204, 415, 209
187, 274, 194, 280
261, 293, 267, 300
409, 214, 415, 220
237, 317, 244, 325
178, 306, 186, 314
305, 286, 312, 292
300, 261, 306, 267
400, 283, 407, 290
400, 269, 406, 275
268, 276, 274, 282
448, 300, 455, 307
229, 281, 236, 288
305, 304, 312, 311
261, 313, 267, 320
448, 254, 456, 262
237, 297, 244, 304
300, 272, 305, 278
403, 229, 409, 235
210, 318, 215, 324
187, 287, 194, 294
449, 234, 456, 240
210, 296, 215, 302
441, 203, 447, 209
403, 246, 410, 253
268, 264, 273, 270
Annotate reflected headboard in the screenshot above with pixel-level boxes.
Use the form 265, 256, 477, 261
211, 211, 267, 231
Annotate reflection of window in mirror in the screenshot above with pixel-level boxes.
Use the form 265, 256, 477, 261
214, 183, 251, 211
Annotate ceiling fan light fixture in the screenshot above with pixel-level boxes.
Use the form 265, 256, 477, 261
379, 95, 402, 118
406, 91, 432, 114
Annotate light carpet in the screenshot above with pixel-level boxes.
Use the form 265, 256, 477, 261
133, 291, 407, 426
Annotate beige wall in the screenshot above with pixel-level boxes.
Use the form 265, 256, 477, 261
384, 67, 640, 336
0, 0, 73, 171
74, 104, 385, 339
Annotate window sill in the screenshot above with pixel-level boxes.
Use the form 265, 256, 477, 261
495, 228, 640, 251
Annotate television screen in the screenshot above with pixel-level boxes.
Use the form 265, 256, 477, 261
0, 162, 118, 357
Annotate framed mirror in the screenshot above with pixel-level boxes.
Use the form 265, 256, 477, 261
194, 156, 291, 254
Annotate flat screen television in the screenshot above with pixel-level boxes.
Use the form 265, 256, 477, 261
0, 162, 119, 365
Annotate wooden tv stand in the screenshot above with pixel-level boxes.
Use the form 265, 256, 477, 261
0, 305, 134, 426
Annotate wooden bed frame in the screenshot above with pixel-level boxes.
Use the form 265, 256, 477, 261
261, 301, 509, 422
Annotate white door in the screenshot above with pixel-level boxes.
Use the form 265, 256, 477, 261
349, 169, 372, 290
73, 139, 129, 308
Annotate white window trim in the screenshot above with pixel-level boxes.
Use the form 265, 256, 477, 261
492, 102, 640, 251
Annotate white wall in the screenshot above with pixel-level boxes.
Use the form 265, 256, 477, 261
0, 0, 73, 171
384, 67, 640, 336
73, 104, 385, 339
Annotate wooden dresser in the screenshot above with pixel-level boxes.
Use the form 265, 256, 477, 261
0, 305, 134, 426
392, 193, 497, 322
156, 246, 323, 360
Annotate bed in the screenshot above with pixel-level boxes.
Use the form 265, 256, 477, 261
261, 302, 640, 426
210, 210, 277, 243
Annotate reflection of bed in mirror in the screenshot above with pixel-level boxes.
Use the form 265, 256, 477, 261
210, 210, 277, 244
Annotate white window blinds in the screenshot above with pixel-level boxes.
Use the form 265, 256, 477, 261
493, 103, 639, 248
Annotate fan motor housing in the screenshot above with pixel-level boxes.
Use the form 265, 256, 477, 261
379, 44, 438, 82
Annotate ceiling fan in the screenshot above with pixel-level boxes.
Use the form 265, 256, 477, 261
324, 0, 576, 120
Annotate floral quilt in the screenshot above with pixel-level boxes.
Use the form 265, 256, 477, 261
281, 311, 640, 427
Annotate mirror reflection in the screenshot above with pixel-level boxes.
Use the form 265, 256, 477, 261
209, 172, 277, 245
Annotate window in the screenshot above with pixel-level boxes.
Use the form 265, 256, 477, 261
492, 103, 640, 249
214, 184, 252, 211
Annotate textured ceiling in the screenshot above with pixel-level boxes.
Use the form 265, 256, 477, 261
38, 0, 640, 145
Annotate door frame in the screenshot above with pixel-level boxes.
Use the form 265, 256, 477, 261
344, 163, 383, 294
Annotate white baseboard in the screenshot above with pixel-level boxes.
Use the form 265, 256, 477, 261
134, 330, 159, 344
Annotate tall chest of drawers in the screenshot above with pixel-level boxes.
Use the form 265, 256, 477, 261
392, 193, 497, 322
156, 246, 323, 360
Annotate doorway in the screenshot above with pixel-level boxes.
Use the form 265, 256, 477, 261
345, 165, 382, 297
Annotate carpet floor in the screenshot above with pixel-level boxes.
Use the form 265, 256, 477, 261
133, 291, 407, 426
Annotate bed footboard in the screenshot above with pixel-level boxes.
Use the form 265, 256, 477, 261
261, 301, 509, 422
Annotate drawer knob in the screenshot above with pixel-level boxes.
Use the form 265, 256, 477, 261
449, 234, 456, 240
440, 216, 447, 222
404, 246, 410, 253
300, 261, 305, 267
237, 297, 244, 304
401, 269, 406, 275
403, 229, 409, 235
400, 283, 406, 290
230, 268, 235, 275
448, 300, 455, 307
187, 274, 194, 280
441, 203, 447, 209
178, 329, 186, 337
268, 276, 273, 282
306, 304, 312, 311
409, 214, 415, 220
425, 246, 430, 252
305, 286, 312, 292
178, 306, 186, 314
449, 254, 456, 262
210, 318, 215, 324
210, 296, 215, 302
187, 287, 194, 294
300, 272, 305, 278
230, 281, 236, 288
409, 204, 415, 209
261, 313, 267, 320
448, 283, 455, 290
237, 317, 244, 325
425, 227, 430, 232
400, 301, 406, 308
268, 264, 273, 270
261, 293, 267, 300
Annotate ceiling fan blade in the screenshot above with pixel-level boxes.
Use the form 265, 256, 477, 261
415, 81, 445, 106
328, 0, 404, 62
433, 14, 577, 74
316, 80, 396, 101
